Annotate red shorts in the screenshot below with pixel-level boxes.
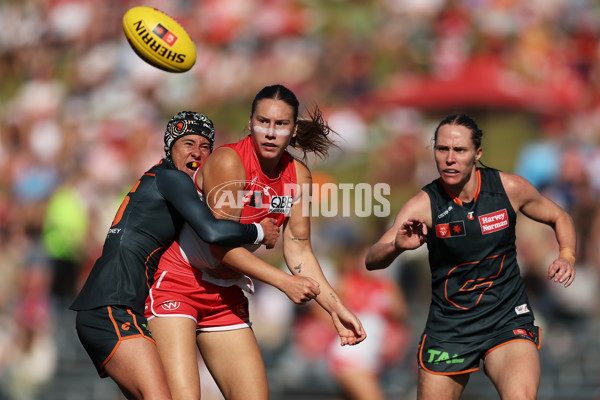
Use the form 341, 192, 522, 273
145, 267, 251, 332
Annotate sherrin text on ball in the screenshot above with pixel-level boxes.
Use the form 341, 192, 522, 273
122, 6, 196, 73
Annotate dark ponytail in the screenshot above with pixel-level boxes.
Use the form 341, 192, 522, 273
292, 104, 337, 159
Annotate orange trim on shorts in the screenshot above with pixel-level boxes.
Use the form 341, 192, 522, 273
418, 334, 480, 376
126, 308, 156, 344
484, 328, 542, 358
100, 306, 121, 374
99, 306, 155, 374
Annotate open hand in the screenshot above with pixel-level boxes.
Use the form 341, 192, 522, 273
548, 257, 575, 287
395, 218, 427, 251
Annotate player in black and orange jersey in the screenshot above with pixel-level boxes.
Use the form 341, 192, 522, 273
366, 113, 576, 400
70, 111, 284, 400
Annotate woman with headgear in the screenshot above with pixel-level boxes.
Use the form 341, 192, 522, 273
71, 111, 318, 400
146, 85, 366, 400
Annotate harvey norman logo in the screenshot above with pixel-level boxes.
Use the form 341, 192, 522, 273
479, 209, 509, 234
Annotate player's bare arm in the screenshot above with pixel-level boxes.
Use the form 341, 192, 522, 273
283, 160, 365, 345
200, 148, 319, 302
366, 190, 431, 270
199, 147, 279, 247
501, 171, 576, 287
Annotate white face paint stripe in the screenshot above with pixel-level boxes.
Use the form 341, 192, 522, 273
253, 125, 292, 137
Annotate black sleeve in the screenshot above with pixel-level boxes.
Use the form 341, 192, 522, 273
156, 168, 258, 245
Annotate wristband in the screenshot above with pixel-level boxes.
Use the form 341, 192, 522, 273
253, 222, 264, 244
559, 246, 576, 265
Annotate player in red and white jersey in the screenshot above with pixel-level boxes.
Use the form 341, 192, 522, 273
146, 84, 366, 400
153, 133, 299, 292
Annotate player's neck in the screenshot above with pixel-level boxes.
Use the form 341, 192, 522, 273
255, 153, 282, 179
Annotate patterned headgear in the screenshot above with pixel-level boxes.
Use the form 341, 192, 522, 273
164, 111, 215, 159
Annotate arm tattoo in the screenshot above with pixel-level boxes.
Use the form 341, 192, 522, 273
293, 263, 302, 274
291, 237, 309, 241
329, 293, 338, 303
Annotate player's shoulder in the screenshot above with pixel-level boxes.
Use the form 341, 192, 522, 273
291, 158, 312, 186
292, 158, 310, 174
408, 190, 432, 212
392, 190, 432, 226
153, 160, 188, 185
498, 171, 541, 206
498, 171, 535, 191
200, 147, 246, 184
204, 146, 242, 169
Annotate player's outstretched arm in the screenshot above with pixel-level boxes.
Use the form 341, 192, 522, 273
366, 191, 431, 270
501, 172, 576, 287
282, 161, 366, 346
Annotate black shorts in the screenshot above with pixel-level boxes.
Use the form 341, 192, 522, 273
75, 305, 154, 377
417, 323, 541, 375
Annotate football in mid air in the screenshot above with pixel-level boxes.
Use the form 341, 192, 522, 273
122, 6, 196, 73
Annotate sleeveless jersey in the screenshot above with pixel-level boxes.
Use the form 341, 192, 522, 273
159, 135, 297, 292
422, 168, 534, 341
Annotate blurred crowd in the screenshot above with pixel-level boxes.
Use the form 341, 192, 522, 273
0, 0, 599, 398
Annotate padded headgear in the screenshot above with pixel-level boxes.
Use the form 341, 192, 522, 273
164, 111, 215, 159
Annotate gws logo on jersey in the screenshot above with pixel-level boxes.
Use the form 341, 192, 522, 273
160, 301, 181, 311
445, 253, 505, 310
435, 221, 466, 238
479, 209, 509, 234
206, 179, 296, 222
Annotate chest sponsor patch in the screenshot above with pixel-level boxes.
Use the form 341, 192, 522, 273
268, 195, 293, 214
479, 209, 509, 234
240, 178, 294, 215
435, 221, 466, 238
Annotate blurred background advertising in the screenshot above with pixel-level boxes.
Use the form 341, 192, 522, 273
0, 0, 599, 399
